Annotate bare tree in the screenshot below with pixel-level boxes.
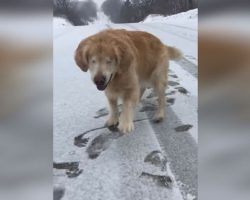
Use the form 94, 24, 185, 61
53, 0, 70, 15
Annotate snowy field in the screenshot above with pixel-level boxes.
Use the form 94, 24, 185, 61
53, 9, 197, 200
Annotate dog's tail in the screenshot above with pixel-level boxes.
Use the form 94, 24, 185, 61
166, 46, 182, 61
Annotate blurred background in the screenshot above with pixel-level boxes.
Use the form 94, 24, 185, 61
199, 0, 250, 200
0, 1, 52, 200
0, 0, 250, 200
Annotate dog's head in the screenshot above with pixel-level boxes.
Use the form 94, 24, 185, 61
74, 32, 133, 91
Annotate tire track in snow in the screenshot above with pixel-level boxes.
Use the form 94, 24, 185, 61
154, 23, 197, 32
145, 107, 198, 200
119, 23, 198, 199
175, 57, 197, 78
129, 23, 196, 43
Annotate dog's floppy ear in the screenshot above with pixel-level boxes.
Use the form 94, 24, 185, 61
74, 40, 90, 72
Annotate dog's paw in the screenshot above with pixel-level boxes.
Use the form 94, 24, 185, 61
105, 117, 119, 127
118, 121, 134, 134
153, 113, 164, 123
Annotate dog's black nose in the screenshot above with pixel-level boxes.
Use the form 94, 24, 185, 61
94, 75, 106, 85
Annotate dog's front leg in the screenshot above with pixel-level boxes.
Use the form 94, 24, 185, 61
105, 96, 119, 127
118, 89, 139, 133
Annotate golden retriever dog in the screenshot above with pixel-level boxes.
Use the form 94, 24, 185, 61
75, 29, 182, 133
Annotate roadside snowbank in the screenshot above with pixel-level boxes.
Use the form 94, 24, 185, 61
143, 9, 197, 29
53, 17, 73, 38
53, 17, 72, 27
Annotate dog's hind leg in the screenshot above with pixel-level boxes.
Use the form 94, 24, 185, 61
152, 63, 168, 122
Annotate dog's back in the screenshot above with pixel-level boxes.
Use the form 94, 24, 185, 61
104, 29, 167, 81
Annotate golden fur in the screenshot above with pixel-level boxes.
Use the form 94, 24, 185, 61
75, 29, 182, 133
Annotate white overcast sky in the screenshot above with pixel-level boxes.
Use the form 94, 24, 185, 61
92, 0, 126, 8
92, 0, 106, 8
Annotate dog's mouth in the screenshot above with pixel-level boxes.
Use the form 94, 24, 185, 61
96, 74, 113, 91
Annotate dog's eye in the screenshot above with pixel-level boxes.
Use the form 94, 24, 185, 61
91, 60, 96, 64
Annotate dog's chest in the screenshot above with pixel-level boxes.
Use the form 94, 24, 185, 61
139, 81, 152, 89
106, 83, 123, 96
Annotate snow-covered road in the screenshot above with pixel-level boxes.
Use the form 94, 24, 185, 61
53, 21, 197, 200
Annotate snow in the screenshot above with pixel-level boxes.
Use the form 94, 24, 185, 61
53, 17, 72, 27
143, 9, 198, 29
53, 14, 197, 200
53, 17, 73, 38
90, 11, 112, 25
53, 8, 197, 31
187, 193, 196, 200
169, 62, 198, 142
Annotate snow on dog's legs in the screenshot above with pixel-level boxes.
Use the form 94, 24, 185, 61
105, 94, 119, 127
119, 101, 135, 133
153, 81, 166, 122
118, 89, 139, 133
140, 87, 146, 99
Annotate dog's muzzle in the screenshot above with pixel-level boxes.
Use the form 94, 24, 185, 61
95, 74, 113, 91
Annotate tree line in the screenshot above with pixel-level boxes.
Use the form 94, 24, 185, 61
53, 0, 97, 25
53, 0, 198, 25
103, 0, 198, 23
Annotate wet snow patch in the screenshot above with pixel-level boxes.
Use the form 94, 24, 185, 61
53, 162, 83, 178
87, 131, 123, 159
140, 172, 173, 188
174, 124, 193, 132
53, 187, 65, 200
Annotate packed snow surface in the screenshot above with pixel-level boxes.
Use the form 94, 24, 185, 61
143, 9, 198, 29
